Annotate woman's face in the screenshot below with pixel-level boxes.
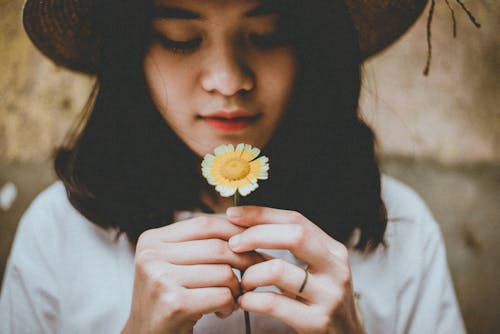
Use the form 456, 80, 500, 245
144, 0, 297, 157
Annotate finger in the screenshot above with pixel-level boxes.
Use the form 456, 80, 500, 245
215, 303, 239, 319
226, 206, 318, 229
169, 264, 241, 298
160, 239, 264, 270
177, 287, 237, 318
255, 250, 276, 261
228, 224, 327, 269
227, 206, 348, 264
215, 310, 233, 319
241, 259, 322, 303
140, 215, 245, 243
239, 291, 324, 333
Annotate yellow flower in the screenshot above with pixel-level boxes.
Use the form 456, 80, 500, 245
202, 143, 269, 197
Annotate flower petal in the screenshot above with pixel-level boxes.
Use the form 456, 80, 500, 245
216, 185, 236, 197
238, 182, 258, 196
214, 144, 233, 156
201, 154, 215, 167
201, 143, 269, 198
235, 143, 245, 153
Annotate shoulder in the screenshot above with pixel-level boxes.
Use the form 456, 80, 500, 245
355, 175, 447, 279
9, 181, 117, 265
14, 181, 86, 244
380, 174, 441, 243
351, 175, 446, 293
20, 181, 73, 220
2, 182, 134, 333
381, 175, 434, 224
13, 181, 72, 250
22, 181, 74, 223
350, 182, 463, 333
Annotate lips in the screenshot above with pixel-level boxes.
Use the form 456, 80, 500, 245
201, 111, 260, 132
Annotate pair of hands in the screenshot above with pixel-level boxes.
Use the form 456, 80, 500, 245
122, 206, 364, 334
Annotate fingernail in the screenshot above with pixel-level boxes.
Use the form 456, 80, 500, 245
229, 234, 241, 250
227, 207, 243, 220
237, 296, 243, 305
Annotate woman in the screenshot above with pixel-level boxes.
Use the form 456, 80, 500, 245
0, 0, 465, 333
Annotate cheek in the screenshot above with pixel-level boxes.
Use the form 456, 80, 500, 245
143, 47, 194, 113
144, 55, 169, 113
257, 53, 297, 112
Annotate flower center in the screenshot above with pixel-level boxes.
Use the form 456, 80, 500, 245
221, 158, 250, 181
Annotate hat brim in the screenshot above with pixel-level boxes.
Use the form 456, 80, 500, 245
23, 0, 99, 73
346, 0, 429, 58
23, 0, 429, 74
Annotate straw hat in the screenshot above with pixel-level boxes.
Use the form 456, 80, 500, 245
22, 0, 428, 74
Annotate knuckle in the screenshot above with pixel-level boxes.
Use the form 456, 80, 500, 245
256, 206, 269, 220
136, 231, 153, 249
340, 244, 349, 263
289, 224, 307, 248
149, 267, 173, 288
218, 288, 234, 306
269, 259, 286, 280
289, 210, 304, 224
134, 255, 157, 279
161, 291, 187, 319
135, 248, 156, 264
338, 268, 352, 287
194, 215, 213, 229
213, 239, 230, 257
151, 274, 168, 292
221, 265, 235, 283
138, 263, 174, 290
337, 244, 349, 262
134, 261, 148, 279
262, 293, 278, 313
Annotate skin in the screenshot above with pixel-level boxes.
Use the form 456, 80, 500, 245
228, 206, 366, 334
124, 0, 365, 333
143, 0, 297, 158
122, 216, 264, 334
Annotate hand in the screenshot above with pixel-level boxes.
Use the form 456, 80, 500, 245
122, 215, 264, 334
226, 206, 365, 334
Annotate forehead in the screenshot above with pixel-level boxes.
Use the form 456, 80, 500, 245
153, 0, 279, 19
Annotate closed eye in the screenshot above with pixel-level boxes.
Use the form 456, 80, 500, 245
153, 32, 202, 54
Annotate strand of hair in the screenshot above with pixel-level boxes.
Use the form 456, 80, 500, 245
454, 0, 481, 28
423, 0, 436, 76
444, 0, 457, 37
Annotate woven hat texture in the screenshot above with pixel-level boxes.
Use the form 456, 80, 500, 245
22, 0, 428, 74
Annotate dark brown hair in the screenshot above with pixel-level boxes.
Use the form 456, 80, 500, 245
55, 0, 387, 251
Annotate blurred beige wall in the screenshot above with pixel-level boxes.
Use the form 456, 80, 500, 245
1, 1, 498, 164
1, 1, 499, 333
0, 0, 93, 162
360, 0, 500, 164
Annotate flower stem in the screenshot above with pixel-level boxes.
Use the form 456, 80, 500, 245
243, 309, 251, 334
234, 191, 240, 207
233, 191, 251, 334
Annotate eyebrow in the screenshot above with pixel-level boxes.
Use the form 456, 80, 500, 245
245, 2, 279, 17
154, 5, 201, 19
154, 2, 279, 20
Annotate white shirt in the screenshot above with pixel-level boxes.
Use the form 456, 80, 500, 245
0, 176, 466, 333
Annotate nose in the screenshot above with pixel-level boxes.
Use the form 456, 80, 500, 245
200, 44, 254, 96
